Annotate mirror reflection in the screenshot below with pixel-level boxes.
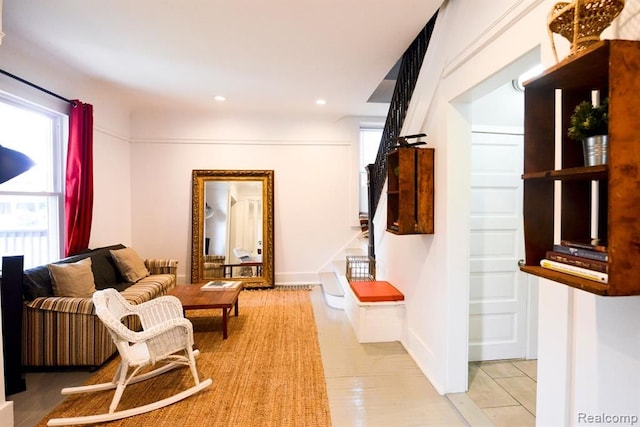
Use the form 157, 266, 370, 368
203, 180, 263, 278
191, 170, 274, 288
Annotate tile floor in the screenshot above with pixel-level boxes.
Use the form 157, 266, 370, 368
8, 286, 537, 426
461, 360, 537, 427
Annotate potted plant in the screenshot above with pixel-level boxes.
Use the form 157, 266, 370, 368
568, 98, 609, 165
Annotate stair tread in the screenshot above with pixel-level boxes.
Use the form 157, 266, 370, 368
345, 248, 366, 255
319, 271, 344, 297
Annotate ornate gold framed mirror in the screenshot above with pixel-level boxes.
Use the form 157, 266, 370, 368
191, 170, 274, 289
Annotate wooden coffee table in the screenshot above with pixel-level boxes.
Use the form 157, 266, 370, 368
169, 282, 243, 339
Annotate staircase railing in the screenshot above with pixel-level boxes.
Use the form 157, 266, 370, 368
367, 11, 438, 259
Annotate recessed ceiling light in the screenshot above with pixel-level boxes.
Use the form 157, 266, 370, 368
214, 95, 226, 102
315, 99, 326, 106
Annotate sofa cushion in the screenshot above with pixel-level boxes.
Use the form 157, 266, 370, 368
121, 274, 176, 305
26, 296, 96, 315
23, 266, 55, 299
110, 247, 150, 283
78, 244, 127, 289
23, 243, 127, 300
26, 272, 176, 316
48, 258, 96, 297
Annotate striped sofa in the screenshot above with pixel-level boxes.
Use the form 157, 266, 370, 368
21, 244, 177, 369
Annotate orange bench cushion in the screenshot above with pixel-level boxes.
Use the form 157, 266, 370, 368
349, 281, 404, 302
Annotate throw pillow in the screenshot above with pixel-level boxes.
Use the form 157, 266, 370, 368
48, 257, 97, 298
110, 247, 150, 283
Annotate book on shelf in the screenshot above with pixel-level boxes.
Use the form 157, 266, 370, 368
540, 259, 608, 284
359, 214, 369, 232
200, 281, 240, 291
552, 244, 608, 262
545, 250, 608, 273
560, 238, 607, 253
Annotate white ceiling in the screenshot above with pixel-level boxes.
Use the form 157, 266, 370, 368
2, 1, 441, 118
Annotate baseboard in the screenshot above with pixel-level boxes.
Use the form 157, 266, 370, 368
0, 401, 14, 427
179, 273, 322, 286
274, 272, 320, 284
274, 283, 316, 290
402, 328, 447, 395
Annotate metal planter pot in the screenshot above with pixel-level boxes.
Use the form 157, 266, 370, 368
582, 135, 608, 166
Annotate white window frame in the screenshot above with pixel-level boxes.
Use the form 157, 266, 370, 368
359, 126, 383, 214
0, 93, 66, 268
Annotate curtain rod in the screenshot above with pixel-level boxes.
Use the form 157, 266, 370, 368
0, 68, 71, 103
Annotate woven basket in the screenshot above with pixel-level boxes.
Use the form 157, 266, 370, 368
345, 255, 375, 282
548, 0, 625, 62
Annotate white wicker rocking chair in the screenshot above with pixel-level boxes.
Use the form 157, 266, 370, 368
47, 288, 212, 426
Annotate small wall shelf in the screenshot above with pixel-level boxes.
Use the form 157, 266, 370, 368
386, 147, 434, 235
521, 39, 640, 296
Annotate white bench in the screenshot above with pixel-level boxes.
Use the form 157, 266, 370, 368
338, 276, 405, 343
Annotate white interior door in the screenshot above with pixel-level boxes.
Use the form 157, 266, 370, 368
468, 129, 527, 361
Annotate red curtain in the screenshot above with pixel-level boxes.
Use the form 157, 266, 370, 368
65, 100, 94, 256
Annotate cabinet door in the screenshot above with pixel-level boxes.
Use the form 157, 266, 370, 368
386, 148, 434, 234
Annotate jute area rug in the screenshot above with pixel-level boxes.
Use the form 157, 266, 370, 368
38, 289, 331, 426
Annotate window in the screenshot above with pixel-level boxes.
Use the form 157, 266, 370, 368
359, 127, 383, 214
0, 95, 65, 268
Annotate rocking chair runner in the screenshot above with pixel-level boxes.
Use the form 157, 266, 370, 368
47, 289, 213, 426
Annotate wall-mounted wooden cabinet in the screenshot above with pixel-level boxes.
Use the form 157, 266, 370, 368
520, 39, 640, 296
386, 147, 434, 235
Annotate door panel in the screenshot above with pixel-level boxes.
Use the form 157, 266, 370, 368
469, 313, 517, 343
469, 131, 526, 362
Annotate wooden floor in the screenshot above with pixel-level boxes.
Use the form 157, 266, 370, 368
309, 286, 537, 426
8, 286, 536, 426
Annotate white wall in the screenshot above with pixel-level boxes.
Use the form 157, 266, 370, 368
129, 110, 369, 283
0, 32, 372, 285
0, 35, 134, 249
536, 280, 640, 426
3, 0, 640, 423
372, 0, 553, 394
381, 0, 640, 424
90, 128, 133, 247
471, 81, 524, 129
0, 28, 134, 424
